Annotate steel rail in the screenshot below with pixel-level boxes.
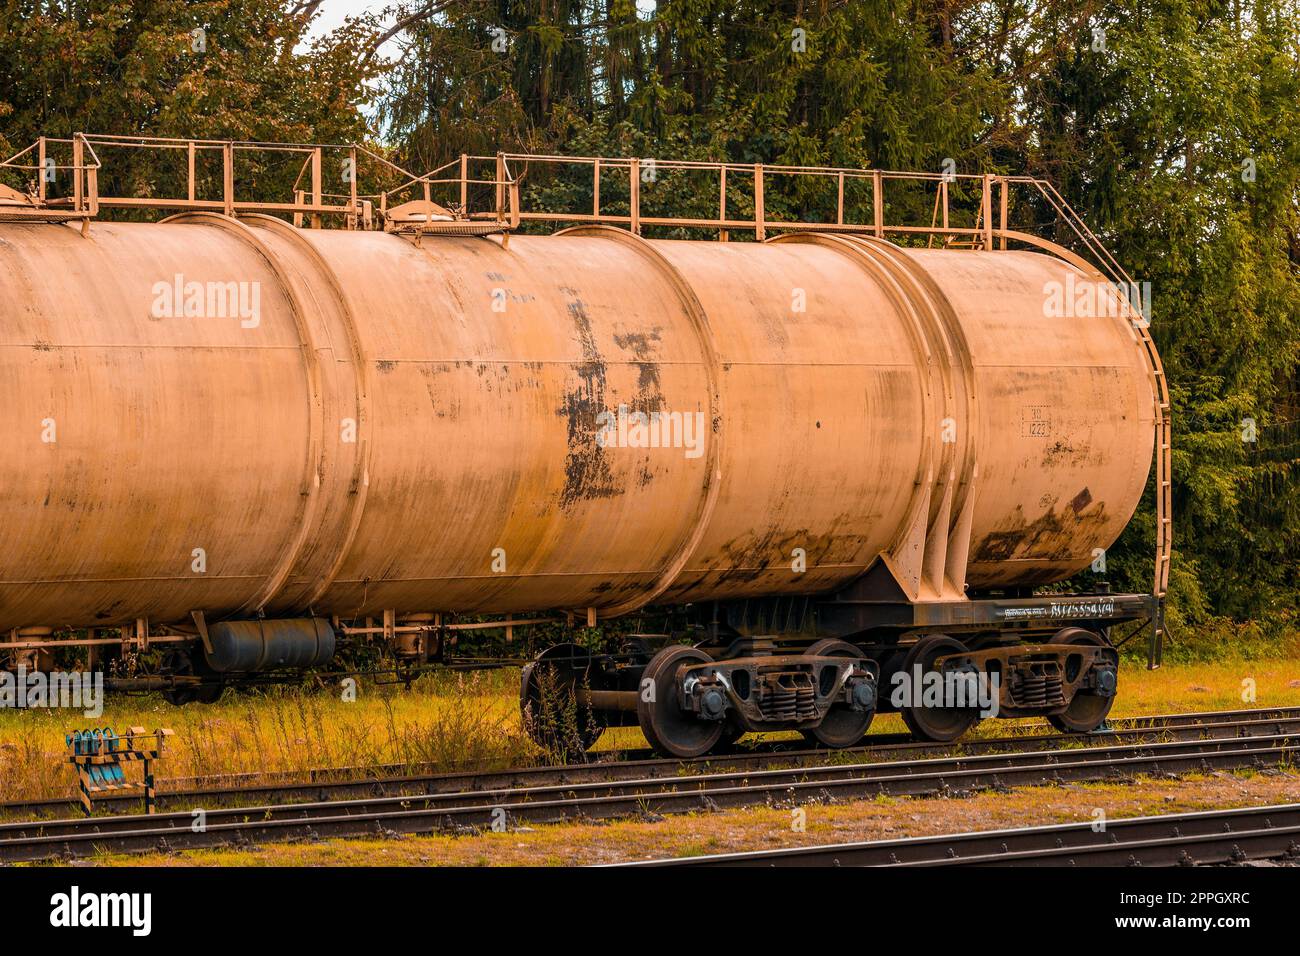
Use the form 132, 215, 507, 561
635, 803, 1300, 868
2, 728, 1296, 863
6, 707, 1298, 822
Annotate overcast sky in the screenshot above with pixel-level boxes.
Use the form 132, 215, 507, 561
301, 0, 659, 48
302, 0, 394, 42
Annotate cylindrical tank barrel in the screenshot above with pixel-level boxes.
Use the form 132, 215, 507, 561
204, 618, 336, 673
0, 216, 1155, 631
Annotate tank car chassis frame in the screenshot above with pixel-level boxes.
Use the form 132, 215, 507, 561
521, 583, 1151, 757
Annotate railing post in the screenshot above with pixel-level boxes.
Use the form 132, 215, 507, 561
754, 163, 765, 241
836, 171, 844, 226
630, 158, 641, 235
310, 147, 322, 229
998, 177, 1008, 249
982, 174, 993, 250
71, 135, 83, 212
459, 153, 468, 212
872, 170, 884, 237
349, 146, 359, 228
719, 165, 728, 242
222, 142, 235, 217
593, 158, 601, 218
37, 136, 46, 201
187, 142, 196, 203
495, 152, 506, 222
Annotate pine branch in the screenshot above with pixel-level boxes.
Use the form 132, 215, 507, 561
363, 1, 460, 63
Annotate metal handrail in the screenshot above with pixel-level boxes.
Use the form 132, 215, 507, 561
0, 133, 437, 226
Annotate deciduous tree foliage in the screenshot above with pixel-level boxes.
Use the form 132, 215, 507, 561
2, 1, 1298, 647
0, 0, 377, 203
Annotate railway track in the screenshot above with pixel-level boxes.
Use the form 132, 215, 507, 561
635, 803, 1300, 867
5, 705, 1298, 822
2, 715, 1297, 863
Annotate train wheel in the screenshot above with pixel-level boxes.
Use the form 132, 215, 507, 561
161, 649, 224, 705
637, 645, 723, 758
520, 643, 606, 756
161, 649, 197, 704
898, 634, 981, 742
801, 639, 874, 748
1048, 628, 1117, 733
194, 679, 225, 704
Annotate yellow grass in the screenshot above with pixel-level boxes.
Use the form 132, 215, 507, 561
0, 669, 536, 803
1, 659, 1296, 805
1106, 660, 1300, 717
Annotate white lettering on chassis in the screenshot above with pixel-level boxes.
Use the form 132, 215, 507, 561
1048, 599, 1116, 618
998, 600, 1118, 621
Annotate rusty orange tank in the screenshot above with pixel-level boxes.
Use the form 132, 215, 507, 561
0, 137, 1169, 755
0, 223, 1156, 621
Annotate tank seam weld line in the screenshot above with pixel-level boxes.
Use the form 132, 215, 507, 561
157, 212, 327, 617
548, 225, 726, 618
237, 213, 375, 611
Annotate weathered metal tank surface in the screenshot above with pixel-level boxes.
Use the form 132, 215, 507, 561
0, 216, 1155, 631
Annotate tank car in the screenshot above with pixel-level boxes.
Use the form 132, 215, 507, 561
0, 135, 1168, 756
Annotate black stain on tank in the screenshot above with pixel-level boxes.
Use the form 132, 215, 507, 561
972, 500, 1108, 564
613, 329, 662, 357
556, 297, 621, 508
1042, 440, 1092, 467
632, 361, 662, 396
613, 329, 665, 403
94, 600, 124, 621
713, 528, 823, 585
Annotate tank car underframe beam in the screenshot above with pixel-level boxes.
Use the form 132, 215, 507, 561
711, 557, 1156, 642
741, 590, 1155, 640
